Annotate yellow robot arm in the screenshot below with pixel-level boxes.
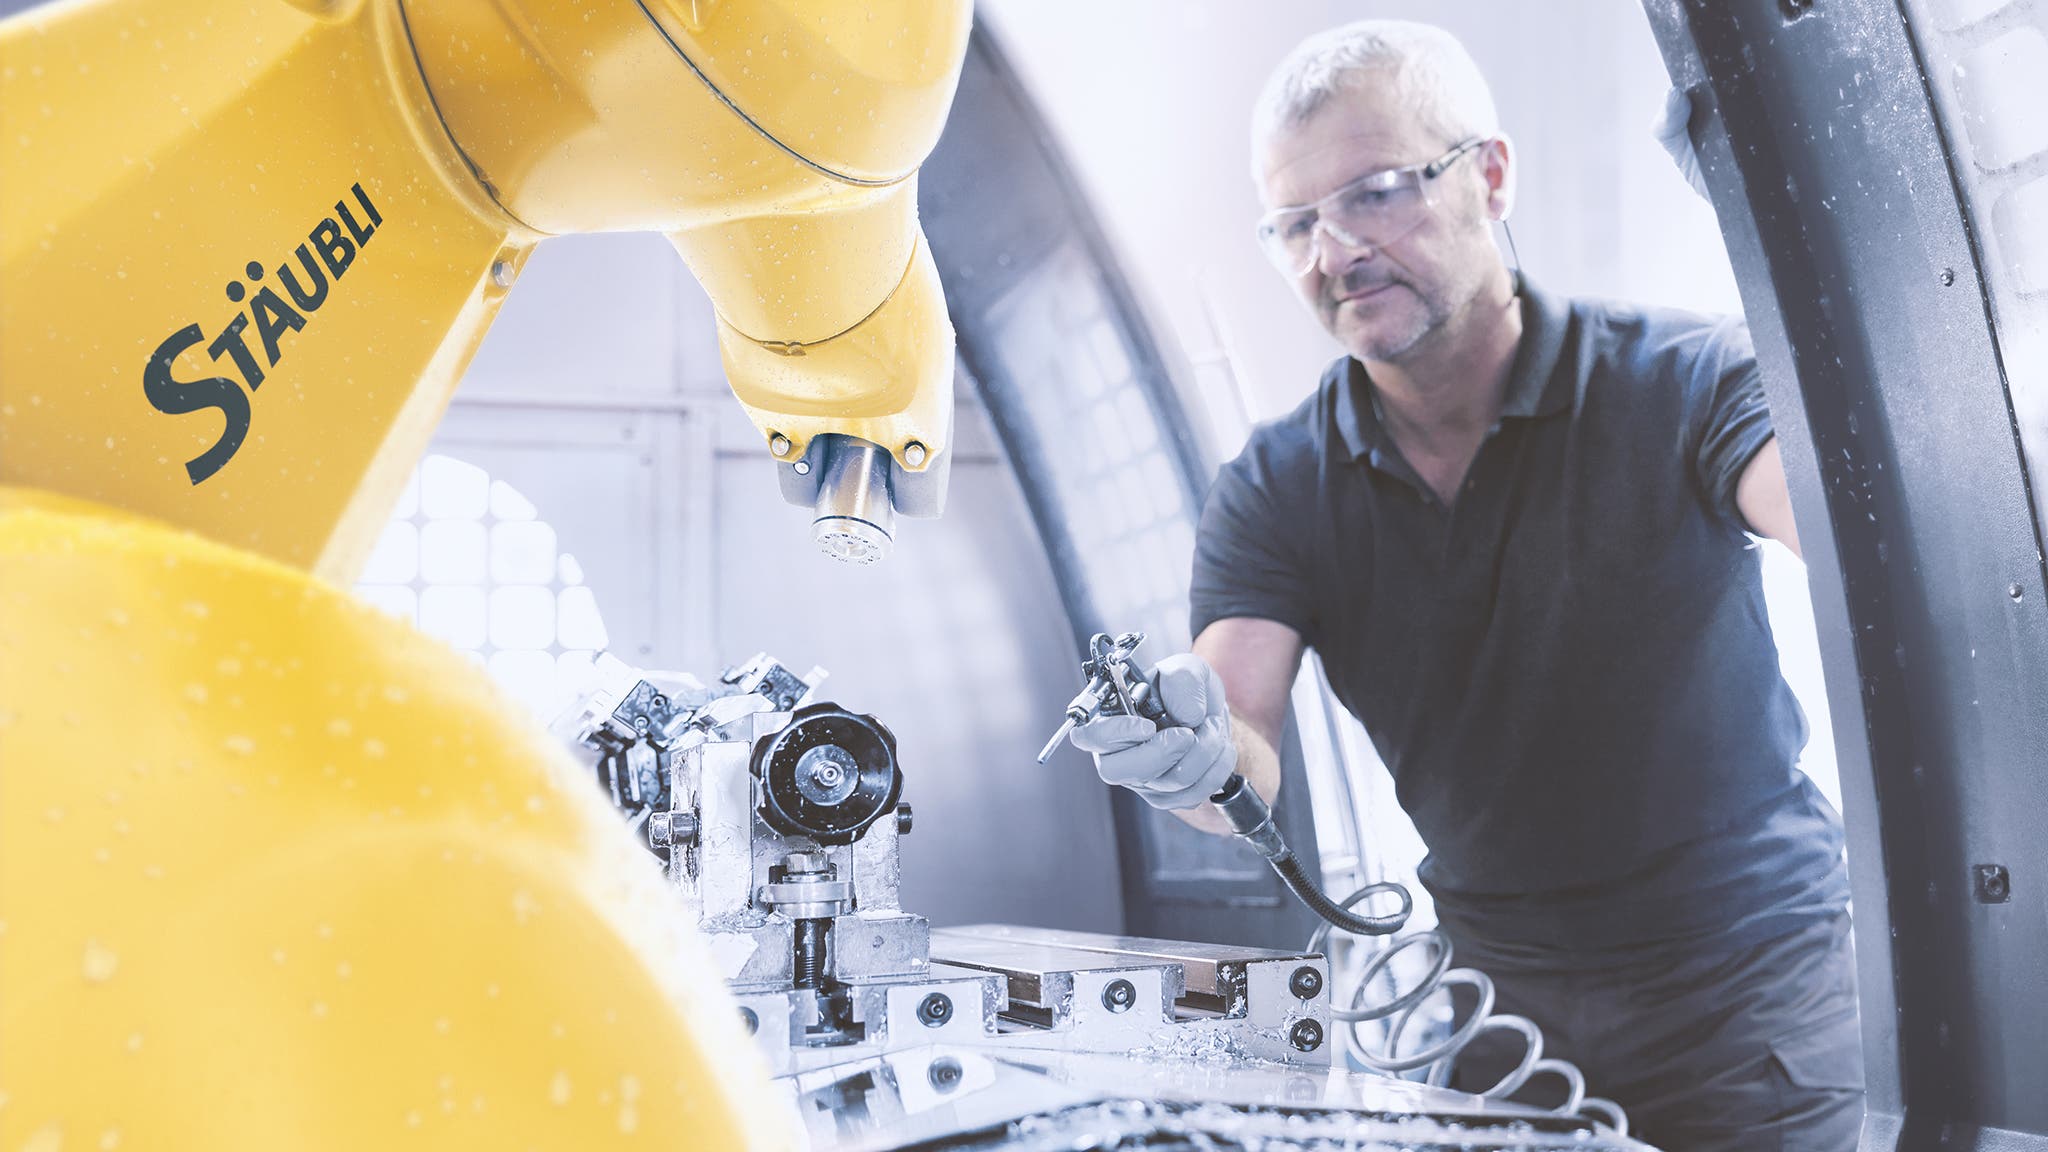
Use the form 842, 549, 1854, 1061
0, 0, 970, 1146
0, 0, 969, 579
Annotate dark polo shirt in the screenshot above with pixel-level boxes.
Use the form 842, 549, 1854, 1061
1191, 279, 1850, 957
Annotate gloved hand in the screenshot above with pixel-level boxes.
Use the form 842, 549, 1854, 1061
1654, 86, 1711, 200
1070, 652, 1238, 810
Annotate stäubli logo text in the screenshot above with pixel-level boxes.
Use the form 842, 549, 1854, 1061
143, 182, 384, 484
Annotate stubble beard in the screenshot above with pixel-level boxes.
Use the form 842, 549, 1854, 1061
1342, 253, 1495, 366
1334, 275, 1451, 363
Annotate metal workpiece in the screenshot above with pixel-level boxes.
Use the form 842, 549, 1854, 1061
929, 931, 1186, 1015
931, 925, 1332, 1067
747, 971, 1008, 1077
941, 924, 1316, 1001
561, 657, 1352, 1115
830, 914, 931, 983
717, 653, 823, 713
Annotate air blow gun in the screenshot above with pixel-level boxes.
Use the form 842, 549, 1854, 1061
1041, 631, 1411, 937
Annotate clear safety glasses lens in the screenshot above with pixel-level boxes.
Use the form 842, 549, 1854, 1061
1255, 139, 1484, 277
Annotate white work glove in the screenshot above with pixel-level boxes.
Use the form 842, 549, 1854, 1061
1654, 87, 1711, 200
1069, 653, 1238, 811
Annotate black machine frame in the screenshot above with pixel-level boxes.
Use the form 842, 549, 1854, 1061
1643, 1, 2048, 1147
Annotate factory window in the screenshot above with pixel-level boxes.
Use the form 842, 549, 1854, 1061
989, 244, 1200, 648
355, 454, 611, 721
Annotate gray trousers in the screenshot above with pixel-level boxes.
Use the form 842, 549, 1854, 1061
1447, 913, 1865, 1152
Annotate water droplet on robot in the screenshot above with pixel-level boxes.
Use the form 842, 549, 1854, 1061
82, 940, 119, 982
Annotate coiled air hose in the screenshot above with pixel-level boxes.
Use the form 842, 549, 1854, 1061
1210, 775, 1630, 1137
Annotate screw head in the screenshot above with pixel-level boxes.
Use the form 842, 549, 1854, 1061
1974, 863, 2011, 904
793, 460, 812, 476
903, 441, 928, 468
1289, 1018, 1325, 1052
770, 434, 792, 457
916, 992, 954, 1028
896, 803, 914, 835
927, 1056, 964, 1092
739, 1006, 759, 1035
1101, 979, 1137, 1013
1288, 966, 1324, 1000
2009, 583, 2025, 602
1939, 267, 1957, 286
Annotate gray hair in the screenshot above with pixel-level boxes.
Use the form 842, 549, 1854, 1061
1252, 20, 1500, 170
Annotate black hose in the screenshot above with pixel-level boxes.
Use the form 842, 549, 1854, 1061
1270, 852, 1412, 936
1210, 773, 1412, 936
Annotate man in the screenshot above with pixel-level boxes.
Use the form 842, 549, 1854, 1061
1070, 20, 1863, 1151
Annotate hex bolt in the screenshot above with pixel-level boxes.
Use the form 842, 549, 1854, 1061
489, 259, 516, 288
779, 851, 829, 877
649, 811, 699, 848
1289, 965, 1325, 1001
916, 992, 953, 1028
739, 1006, 759, 1036
896, 803, 914, 835
903, 441, 928, 468
770, 433, 793, 458
927, 1056, 964, 1093
1289, 1018, 1325, 1053
1101, 979, 1137, 1014
1974, 863, 2011, 904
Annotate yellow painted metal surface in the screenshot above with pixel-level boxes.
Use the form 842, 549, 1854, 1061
0, 0, 969, 582
0, 0, 529, 582
0, 487, 799, 1150
0, 0, 970, 1144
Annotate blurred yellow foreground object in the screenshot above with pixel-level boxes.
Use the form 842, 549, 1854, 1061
0, 489, 797, 1150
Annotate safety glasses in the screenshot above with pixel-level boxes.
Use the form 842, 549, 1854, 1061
1255, 137, 1487, 277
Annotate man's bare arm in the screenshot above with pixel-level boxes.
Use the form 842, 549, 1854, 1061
1171, 618, 1305, 835
1736, 437, 1802, 559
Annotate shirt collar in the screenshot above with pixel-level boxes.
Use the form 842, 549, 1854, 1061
1331, 274, 1573, 463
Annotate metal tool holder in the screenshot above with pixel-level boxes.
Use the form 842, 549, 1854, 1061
558, 653, 1333, 1076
